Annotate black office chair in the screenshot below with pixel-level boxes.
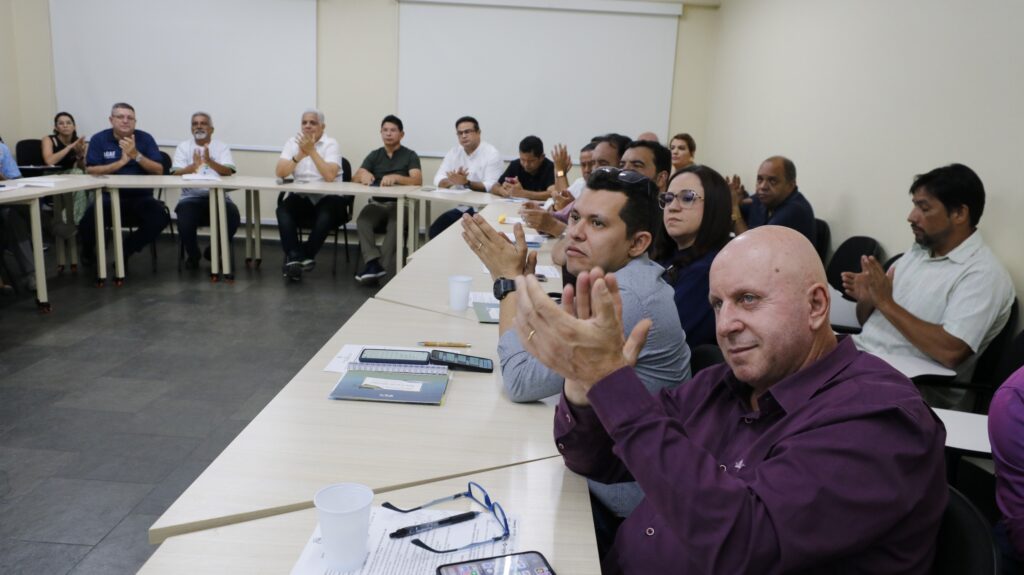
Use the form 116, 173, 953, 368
689, 344, 725, 375
825, 236, 883, 300
932, 485, 1000, 575
275, 157, 354, 275
813, 218, 831, 263
14, 139, 52, 177
915, 298, 1019, 414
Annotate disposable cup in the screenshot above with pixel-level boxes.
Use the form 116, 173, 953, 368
449, 275, 473, 311
314, 483, 374, 571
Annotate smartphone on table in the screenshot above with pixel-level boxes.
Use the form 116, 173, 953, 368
436, 550, 555, 574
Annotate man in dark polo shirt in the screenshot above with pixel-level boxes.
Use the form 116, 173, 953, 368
489, 135, 555, 201
79, 102, 169, 266
353, 114, 422, 284
730, 155, 816, 244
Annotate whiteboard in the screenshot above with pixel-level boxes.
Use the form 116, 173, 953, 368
397, 0, 679, 158
49, 0, 316, 151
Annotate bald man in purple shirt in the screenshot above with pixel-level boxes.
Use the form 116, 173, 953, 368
513, 226, 947, 574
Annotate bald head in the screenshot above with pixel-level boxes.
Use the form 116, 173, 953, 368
710, 226, 835, 395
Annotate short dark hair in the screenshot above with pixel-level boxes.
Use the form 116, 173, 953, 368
764, 155, 797, 183
381, 114, 404, 132
455, 116, 479, 131
653, 164, 733, 269
592, 133, 632, 155
53, 112, 78, 141
625, 140, 671, 176
585, 168, 658, 241
580, 142, 597, 153
519, 135, 543, 157
111, 102, 135, 115
670, 133, 696, 155
909, 163, 986, 227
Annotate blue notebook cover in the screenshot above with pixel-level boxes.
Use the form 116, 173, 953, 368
329, 364, 450, 406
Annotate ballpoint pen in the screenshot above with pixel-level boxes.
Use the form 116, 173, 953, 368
389, 511, 480, 538
417, 341, 471, 348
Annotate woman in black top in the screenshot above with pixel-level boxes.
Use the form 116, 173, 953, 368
41, 111, 86, 171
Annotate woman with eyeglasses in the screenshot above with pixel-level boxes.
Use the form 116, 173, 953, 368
669, 133, 696, 174
653, 164, 733, 347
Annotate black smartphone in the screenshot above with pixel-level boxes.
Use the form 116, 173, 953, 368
358, 348, 431, 365
428, 349, 494, 373
436, 550, 555, 574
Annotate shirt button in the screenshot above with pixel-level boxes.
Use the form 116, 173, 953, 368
743, 417, 753, 424
565, 413, 571, 423
645, 527, 655, 536
719, 464, 727, 472
557, 443, 565, 451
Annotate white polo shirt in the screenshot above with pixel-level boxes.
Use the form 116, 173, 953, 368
172, 139, 236, 199
854, 231, 1015, 407
432, 140, 503, 192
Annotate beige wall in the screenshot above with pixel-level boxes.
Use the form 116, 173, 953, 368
702, 0, 1023, 296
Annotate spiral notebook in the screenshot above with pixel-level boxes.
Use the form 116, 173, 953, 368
329, 362, 450, 405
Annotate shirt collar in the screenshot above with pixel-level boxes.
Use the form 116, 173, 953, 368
942, 230, 982, 264
723, 336, 859, 415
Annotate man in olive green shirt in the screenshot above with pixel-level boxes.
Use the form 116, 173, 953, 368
353, 115, 423, 284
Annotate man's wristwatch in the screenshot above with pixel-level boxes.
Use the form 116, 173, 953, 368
493, 277, 516, 300
556, 170, 566, 178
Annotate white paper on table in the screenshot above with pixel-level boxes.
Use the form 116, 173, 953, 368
501, 232, 545, 245
324, 344, 428, 374
0, 182, 26, 191
872, 352, 956, 379
429, 187, 470, 195
498, 215, 524, 225
290, 506, 518, 575
181, 172, 222, 181
13, 178, 61, 188
469, 292, 499, 305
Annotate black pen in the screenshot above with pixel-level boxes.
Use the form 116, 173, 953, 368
388, 511, 479, 538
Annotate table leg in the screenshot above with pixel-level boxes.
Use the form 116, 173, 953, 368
66, 193, 78, 271
245, 189, 253, 266
409, 198, 420, 253
27, 199, 50, 312
110, 189, 125, 286
253, 191, 262, 267
53, 194, 67, 272
396, 196, 405, 273
208, 190, 220, 282
95, 189, 107, 286
218, 188, 232, 281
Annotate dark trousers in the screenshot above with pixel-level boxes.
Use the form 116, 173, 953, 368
428, 207, 475, 239
78, 193, 170, 257
275, 194, 348, 260
0, 205, 35, 277
175, 197, 241, 260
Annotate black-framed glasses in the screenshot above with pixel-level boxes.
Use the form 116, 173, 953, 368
658, 189, 704, 209
381, 481, 510, 554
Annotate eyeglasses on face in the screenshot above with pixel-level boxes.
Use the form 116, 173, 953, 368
658, 189, 704, 209
381, 481, 510, 554
456, 128, 478, 137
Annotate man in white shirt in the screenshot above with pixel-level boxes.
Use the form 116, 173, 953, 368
843, 163, 1016, 409
171, 111, 238, 270
274, 109, 346, 281
427, 116, 504, 238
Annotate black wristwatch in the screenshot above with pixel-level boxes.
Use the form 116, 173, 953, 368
493, 277, 516, 300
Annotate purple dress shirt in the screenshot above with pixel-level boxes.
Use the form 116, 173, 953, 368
554, 337, 947, 574
989, 365, 1024, 557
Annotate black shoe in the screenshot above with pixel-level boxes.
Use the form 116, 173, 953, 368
184, 256, 200, 270
283, 260, 303, 281
203, 246, 212, 261
354, 259, 386, 285
301, 258, 316, 272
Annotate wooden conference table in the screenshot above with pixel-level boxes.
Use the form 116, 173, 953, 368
139, 457, 601, 574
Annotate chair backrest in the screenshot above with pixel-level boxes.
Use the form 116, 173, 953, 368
15, 139, 45, 166
975, 298, 1020, 385
159, 151, 173, 175
813, 218, 831, 263
932, 485, 1000, 575
689, 344, 725, 375
341, 157, 352, 182
826, 236, 883, 293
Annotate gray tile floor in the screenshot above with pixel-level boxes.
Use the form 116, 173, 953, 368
0, 235, 378, 574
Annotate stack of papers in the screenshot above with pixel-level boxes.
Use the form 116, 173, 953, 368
181, 172, 222, 181
291, 506, 518, 575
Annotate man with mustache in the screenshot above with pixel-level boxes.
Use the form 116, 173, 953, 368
728, 155, 816, 244
843, 163, 1015, 409
514, 225, 947, 574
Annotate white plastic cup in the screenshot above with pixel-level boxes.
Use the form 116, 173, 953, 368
314, 483, 374, 571
449, 275, 473, 311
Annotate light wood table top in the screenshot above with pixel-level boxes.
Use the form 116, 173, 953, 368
140, 457, 599, 575
149, 298, 559, 543
934, 408, 990, 454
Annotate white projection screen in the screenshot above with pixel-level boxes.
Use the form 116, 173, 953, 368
49, 0, 316, 151
397, 0, 680, 158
